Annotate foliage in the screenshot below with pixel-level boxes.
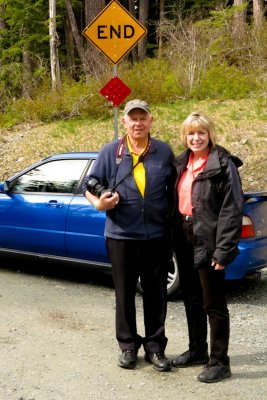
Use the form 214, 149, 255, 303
193, 63, 259, 99
120, 58, 178, 104
0, 78, 110, 128
0, 0, 50, 105
160, 7, 266, 99
0, 1, 266, 127
1, 0, 49, 61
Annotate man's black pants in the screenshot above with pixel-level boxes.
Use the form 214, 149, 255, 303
106, 237, 169, 354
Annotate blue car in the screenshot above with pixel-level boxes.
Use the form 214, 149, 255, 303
0, 152, 266, 298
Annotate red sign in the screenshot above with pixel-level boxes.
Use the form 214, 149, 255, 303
100, 77, 131, 107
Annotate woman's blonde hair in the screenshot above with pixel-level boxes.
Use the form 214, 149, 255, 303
180, 112, 216, 148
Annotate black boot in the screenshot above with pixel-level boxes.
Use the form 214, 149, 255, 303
118, 350, 137, 369
145, 352, 172, 372
197, 362, 231, 383
172, 350, 209, 368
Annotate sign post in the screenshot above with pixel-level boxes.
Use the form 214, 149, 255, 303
82, 0, 147, 139
113, 65, 118, 139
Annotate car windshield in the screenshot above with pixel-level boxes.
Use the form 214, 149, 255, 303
11, 159, 89, 194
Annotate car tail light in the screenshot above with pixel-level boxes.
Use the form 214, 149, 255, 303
241, 215, 255, 238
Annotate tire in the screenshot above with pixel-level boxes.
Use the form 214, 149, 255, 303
136, 250, 181, 300
166, 250, 181, 299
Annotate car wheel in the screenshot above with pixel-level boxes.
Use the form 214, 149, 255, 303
136, 250, 181, 300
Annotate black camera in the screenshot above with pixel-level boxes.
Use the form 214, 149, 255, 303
86, 178, 113, 198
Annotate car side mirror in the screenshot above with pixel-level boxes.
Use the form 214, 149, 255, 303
0, 181, 10, 193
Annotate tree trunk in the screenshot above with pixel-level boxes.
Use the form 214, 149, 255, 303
22, 44, 32, 97
64, 0, 90, 75
49, 0, 61, 91
138, 0, 149, 61
129, 0, 138, 63
158, 0, 165, 57
84, 0, 106, 75
0, 4, 6, 69
65, 13, 77, 81
84, 0, 105, 24
233, 0, 247, 40
253, 0, 265, 28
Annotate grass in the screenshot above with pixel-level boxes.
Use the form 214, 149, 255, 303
0, 97, 266, 192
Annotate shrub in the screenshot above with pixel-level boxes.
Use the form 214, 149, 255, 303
120, 58, 179, 104
194, 63, 259, 99
0, 78, 111, 127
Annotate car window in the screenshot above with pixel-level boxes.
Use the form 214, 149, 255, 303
87, 159, 96, 175
11, 159, 89, 194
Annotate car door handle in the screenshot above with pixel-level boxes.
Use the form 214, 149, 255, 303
46, 200, 64, 208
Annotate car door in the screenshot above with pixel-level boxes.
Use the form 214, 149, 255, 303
65, 195, 108, 264
65, 161, 109, 264
0, 158, 89, 255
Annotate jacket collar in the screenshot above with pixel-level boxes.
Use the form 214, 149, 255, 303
174, 145, 242, 178
203, 146, 222, 177
124, 136, 157, 157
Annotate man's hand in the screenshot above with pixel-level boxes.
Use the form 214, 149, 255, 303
93, 191, 120, 211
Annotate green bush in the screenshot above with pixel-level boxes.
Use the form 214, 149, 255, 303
120, 58, 179, 104
0, 55, 265, 129
0, 63, 24, 109
0, 78, 111, 127
194, 63, 259, 100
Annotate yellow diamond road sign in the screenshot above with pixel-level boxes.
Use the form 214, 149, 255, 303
82, 0, 147, 64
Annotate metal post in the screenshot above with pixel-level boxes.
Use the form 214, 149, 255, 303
113, 64, 118, 140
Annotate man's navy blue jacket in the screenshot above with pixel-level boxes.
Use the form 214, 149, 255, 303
84, 137, 175, 240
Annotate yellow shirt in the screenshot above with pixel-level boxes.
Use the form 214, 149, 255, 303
127, 136, 147, 197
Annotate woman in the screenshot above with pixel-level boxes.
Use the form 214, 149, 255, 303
171, 112, 243, 383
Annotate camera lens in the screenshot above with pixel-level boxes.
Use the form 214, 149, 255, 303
87, 178, 107, 198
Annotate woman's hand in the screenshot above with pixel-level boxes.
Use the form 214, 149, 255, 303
211, 260, 225, 271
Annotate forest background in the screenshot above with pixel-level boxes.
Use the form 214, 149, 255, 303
0, 0, 266, 191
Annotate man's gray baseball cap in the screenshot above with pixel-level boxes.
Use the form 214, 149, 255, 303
123, 99, 151, 115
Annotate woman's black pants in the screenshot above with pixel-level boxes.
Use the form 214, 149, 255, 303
106, 237, 169, 354
176, 220, 230, 366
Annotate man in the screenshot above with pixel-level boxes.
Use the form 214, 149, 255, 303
84, 99, 174, 372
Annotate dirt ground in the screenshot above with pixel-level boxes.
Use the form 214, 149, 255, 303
0, 259, 266, 400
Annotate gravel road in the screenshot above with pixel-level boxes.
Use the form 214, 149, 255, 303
0, 260, 266, 400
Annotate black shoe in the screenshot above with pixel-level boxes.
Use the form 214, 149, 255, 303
145, 352, 172, 372
118, 350, 137, 369
171, 350, 209, 368
197, 363, 231, 383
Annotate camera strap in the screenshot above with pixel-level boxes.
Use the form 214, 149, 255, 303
112, 134, 151, 191
116, 135, 127, 165
116, 134, 151, 164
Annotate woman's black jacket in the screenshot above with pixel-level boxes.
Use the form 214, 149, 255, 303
172, 145, 243, 268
